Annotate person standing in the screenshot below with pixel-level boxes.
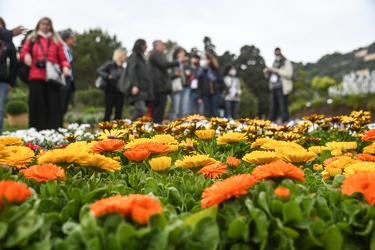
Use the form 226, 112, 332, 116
60, 29, 76, 122
19, 17, 70, 131
97, 48, 127, 122
0, 17, 18, 134
223, 65, 242, 119
148, 40, 187, 124
187, 54, 203, 115
263, 47, 293, 124
169, 47, 189, 121
127, 39, 153, 121
197, 53, 224, 118
0, 23, 25, 42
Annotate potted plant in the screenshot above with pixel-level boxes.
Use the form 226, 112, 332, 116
5, 100, 29, 127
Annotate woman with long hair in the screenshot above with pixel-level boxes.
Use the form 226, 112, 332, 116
19, 17, 70, 131
222, 64, 242, 119
97, 48, 127, 121
197, 53, 225, 118
127, 39, 153, 120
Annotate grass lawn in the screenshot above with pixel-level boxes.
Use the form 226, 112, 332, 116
2, 119, 28, 133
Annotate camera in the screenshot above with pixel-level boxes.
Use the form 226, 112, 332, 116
35, 60, 46, 69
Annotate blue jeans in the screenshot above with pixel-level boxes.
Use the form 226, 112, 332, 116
269, 87, 289, 123
180, 87, 190, 118
202, 93, 220, 118
190, 90, 204, 115
225, 100, 240, 119
169, 91, 181, 121
0, 83, 9, 135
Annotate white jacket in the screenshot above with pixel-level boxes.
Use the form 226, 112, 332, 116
275, 60, 293, 95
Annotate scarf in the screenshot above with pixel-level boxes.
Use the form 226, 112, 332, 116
37, 30, 52, 38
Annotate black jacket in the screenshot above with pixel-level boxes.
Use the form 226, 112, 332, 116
0, 29, 13, 43
0, 39, 17, 86
127, 49, 154, 104
198, 66, 225, 98
97, 61, 124, 93
148, 50, 179, 94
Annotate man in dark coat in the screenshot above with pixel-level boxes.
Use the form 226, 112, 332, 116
127, 39, 153, 120
148, 40, 187, 124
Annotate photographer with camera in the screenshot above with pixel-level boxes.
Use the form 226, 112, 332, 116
19, 17, 70, 131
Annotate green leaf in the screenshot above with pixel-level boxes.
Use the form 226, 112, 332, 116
62, 221, 80, 235
245, 199, 269, 243
116, 222, 135, 245
318, 225, 343, 250
167, 187, 183, 206
83, 188, 108, 203
332, 174, 346, 188
190, 217, 219, 250
149, 213, 167, 230
184, 206, 218, 230
45, 180, 58, 196
355, 219, 374, 236
270, 199, 284, 217
282, 226, 300, 240
282, 201, 303, 225
257, 191, 271, 216
0, 221, 8, 239
227, 217, 249, 242
61, 199, 81, 222
309, 219, 325, 236
229, 243, 252, 250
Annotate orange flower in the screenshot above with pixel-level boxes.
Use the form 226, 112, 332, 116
124, 148, 151, 162
91, 139, 125, 153
342, 172, 375, 204
356, 153, 375, 162
90, 195, 133, 217
197, 162, 228, 179
90, 194, 163, 225
19, 163, 65, 182
252, 160, 305, 182
362, 128, 375, 141
323, 153, 353, 167
274, 187, 290, 198
135, 142, 170, 154
201, 174, 256, 208
128, 194, 163, 225
0, 180, 32, 208
226, 156, 241, 167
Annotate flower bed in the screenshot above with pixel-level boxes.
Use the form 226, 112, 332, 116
1, 112, 375, 249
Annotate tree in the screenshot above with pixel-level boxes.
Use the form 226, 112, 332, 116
73, 28, 122, 89
235, 45, 269, 118
203, 36, 217, 56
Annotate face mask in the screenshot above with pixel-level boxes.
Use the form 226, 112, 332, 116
229, 69, 236, 76
200, 59, 207, 67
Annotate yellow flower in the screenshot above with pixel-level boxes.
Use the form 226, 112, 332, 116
0, 146, 34, 169
184, 114, 206, 123
0, 144, 9, 158
0, 136, 24, 146
250, 138, 274, 149
75, 154, 121, 172
325, 141, 357, 151
152, 134, 178, 146
149, 156, 172, 172
124, 138, 154, 149
168, 144, 179, 152
38, 148, 85, 165
275, 147, 317, 163
242, 151, 281, 165
364, 142, 375, 155
321, 168, 343, 179
66, 141, 95, 154
344, 162, 375, 176
313, 164, 323, 171
217, 132, 247, 145
261, 140, 304, 151
175, 154, 216, 169
97, 129, 127, 140
308, 146, 329, 155
302, 114, 325, 123
326, 156, 358, 169
278, 132, 302, 141
179, 138, 198, 152
195, 129, 216, 140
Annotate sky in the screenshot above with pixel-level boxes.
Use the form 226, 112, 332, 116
2, 0, 375, 66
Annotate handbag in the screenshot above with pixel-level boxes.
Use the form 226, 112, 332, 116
95, 76, 107, 90
46, 61, 66, 87
171, 77, 183, 92
17, 40, 35, 85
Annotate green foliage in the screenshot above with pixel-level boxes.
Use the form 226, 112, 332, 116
238, 81, 258, 118
73, 29, 123, 90
73, 89, 105, 107
311, 76, 337, 90
5, 100, 28, 115
7, 87, 29, 103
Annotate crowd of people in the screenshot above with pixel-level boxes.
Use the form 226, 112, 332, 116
0, 16, 294, 132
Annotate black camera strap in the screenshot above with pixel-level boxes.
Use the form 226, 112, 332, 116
36, 37, 51, 61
